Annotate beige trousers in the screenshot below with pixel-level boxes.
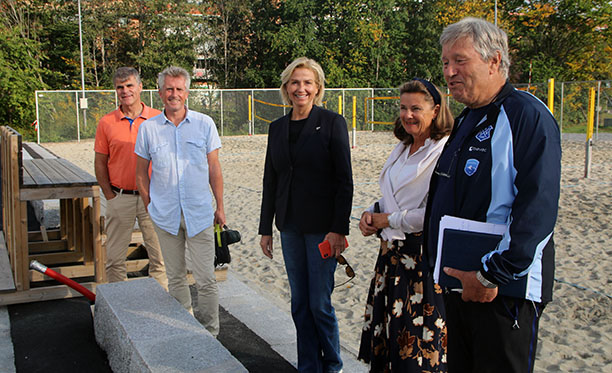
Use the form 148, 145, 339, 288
104, 193, 167, 288
153, 217, 219, 336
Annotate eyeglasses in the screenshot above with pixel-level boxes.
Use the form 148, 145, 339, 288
335, 254, 355, 288
434, 148, 458, 179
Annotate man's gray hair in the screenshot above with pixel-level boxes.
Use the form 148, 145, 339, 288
113, 67, 141, 86
158, 66, 191, 91
440, 17, 510, 79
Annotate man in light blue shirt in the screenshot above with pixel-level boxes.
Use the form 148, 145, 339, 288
135, 66, 225, 336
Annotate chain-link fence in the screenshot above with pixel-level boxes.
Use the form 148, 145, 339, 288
514, 80, 612, 137
34, 80, 611, 143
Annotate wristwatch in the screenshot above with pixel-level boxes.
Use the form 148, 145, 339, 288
476, 271, 498, 288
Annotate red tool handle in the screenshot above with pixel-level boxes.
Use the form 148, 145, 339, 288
30, 260, 96, 301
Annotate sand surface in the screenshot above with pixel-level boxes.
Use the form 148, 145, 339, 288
43, 131, 611, 372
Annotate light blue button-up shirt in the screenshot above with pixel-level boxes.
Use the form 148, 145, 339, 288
135, 109, 221, 237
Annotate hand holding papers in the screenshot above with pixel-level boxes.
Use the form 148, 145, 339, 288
434, 216, 506, 289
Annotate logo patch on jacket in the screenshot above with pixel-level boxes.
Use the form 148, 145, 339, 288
475, 125, 493, 142
464, 159, 479, 176
469, 146, 487, 153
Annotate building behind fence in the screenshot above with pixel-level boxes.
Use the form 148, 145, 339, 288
35, 80, 611, 143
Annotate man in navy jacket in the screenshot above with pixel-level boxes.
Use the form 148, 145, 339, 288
425, 18, 561, 372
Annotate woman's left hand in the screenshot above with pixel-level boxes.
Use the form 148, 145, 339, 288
359, 212, 377, 236
325, 232, 347, 258
371, 212, 391, 229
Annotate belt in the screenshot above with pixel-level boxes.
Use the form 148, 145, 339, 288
111, 185, 139, 195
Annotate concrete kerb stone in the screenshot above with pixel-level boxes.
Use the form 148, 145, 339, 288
218, 272, 368, 372
218, 274, 298, 366
94, 278, 246, 373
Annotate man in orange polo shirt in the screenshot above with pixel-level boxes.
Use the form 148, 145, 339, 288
94, 67, 167, 286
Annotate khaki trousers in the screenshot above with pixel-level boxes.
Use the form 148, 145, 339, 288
104, 193, 167, 288
153, 217, 219, 336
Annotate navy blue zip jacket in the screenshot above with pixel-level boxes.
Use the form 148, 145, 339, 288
425, 82, 561, 303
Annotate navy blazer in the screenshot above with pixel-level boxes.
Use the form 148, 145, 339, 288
258, 105, 353, 235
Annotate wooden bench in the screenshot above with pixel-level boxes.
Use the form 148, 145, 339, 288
0, 126, 104, 305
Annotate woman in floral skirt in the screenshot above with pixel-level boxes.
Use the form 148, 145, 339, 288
357, 79, 453, 372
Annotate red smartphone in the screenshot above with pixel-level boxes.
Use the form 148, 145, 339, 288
318, 237, 349, 259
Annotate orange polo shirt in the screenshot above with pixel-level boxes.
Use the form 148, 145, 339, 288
94, 104, 161, 190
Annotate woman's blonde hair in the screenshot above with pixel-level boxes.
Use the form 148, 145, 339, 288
280, 57, 325, 106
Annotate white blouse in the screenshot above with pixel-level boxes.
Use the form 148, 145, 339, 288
366, 136, 448, 242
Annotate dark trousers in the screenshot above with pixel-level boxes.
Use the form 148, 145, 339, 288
444, 292, 544, 373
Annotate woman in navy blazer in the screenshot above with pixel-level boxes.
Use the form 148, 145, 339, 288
259, 57, 353, 373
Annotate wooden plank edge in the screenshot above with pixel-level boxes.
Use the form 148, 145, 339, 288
20, 186, 96, 201
28, 259, 151, 282
0, 282, 97, 306
1, 267, 228, 306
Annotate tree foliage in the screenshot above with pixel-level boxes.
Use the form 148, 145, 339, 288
0, 26, 47, 137
0, 0, 610, 132
82, 0, 200, 88
205, 0, 253, 87
509, 0, 612, 82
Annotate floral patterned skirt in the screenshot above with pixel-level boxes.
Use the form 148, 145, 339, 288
358, 233, 447, 372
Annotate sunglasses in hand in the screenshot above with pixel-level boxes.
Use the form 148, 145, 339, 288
335, 254, 355, 288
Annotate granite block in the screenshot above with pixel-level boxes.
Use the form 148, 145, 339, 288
94, 278, 246, 373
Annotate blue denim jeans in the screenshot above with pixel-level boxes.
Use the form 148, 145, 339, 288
281, 222, 343, 373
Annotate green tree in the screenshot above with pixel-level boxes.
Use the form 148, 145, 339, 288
391, 0, 446, 85
0, 27, 48, 136
205, 0, 253, 87
508, 0, 612, 82
82, 0, 200, 89
238, 0, 284, 87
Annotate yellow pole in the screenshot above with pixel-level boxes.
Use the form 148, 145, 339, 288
585, 87, 595, 178
364, 97, 368, 129
338, 96, 343, 115
352, 96, 357, 148
586, 87, 595, 141
248, 94, 252, 136
547, 78, 555, 115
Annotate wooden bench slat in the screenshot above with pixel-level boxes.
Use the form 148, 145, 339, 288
29, 251, 84, 265
22, 142, 59, 160
22, 159, 82, 187
0, 282, 98, 306
21, 168, 35, 186
28, 240, 68, 253
55, 159, 98, 184
29, 229, 62, 241
20, 186, 97, 200
22, 159, 52, 185
36, 159, 84, 185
